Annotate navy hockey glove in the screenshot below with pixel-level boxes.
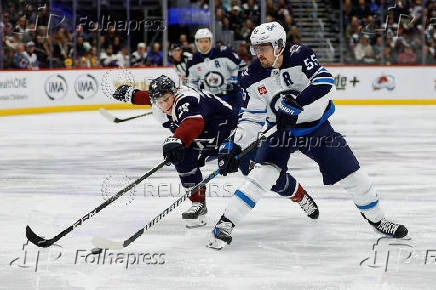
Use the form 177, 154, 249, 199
218, 142, 241, 176
112, 84, 139, 103
226, 77, 240, 95
163, 137, 185, 164
276, 95, 303, 131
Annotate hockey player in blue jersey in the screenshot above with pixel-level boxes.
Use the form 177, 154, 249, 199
186, 28, 245, 113
208, 22, 408, 249
111, 75, 319, 228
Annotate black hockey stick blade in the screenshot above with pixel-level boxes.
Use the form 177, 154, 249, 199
26, 159, 168, 248
26, 225, 55, 247
99, 108, 152, 123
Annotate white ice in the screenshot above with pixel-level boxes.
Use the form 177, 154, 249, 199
1, 106, 436, 290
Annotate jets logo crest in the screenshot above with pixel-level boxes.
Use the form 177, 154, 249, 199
266, 24, 276, 31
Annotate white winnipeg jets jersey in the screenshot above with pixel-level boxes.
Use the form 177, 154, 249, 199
186, 47, 244, 95
235, 44, 336, 149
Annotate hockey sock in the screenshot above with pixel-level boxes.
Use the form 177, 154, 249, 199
341, 169, 384, 223
290, 184, 305, 202
189, 185, 206, 202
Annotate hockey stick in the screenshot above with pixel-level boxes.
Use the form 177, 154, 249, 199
99, 108, 152, 123
92, 125, 278, 250
26, 159, 168, 248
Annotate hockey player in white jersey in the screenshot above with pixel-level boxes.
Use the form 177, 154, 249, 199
111, 75, 319, 228
186, 28, 245, 113
208, 22, 408, 249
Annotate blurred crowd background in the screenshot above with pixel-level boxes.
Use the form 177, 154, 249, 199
0, 0, 434, 70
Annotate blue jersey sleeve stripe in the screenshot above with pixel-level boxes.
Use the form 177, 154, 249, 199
235, 190, 256, 208
312, 78, 335, 84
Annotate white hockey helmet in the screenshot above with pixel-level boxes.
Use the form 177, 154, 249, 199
250, 22, 286, 67
195, 28, 213, 54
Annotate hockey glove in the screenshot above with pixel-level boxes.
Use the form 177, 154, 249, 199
226, 77, 240, 95
276, 95, 303, 131
163, 137, 185, 164
112, 84, 139, 103
218, 142, 241, 176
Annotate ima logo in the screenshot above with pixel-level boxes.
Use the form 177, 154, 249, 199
44, 74, 68, 100
372, 74, 396, 91
257, 85, 268, 95
74, 74, 98, 99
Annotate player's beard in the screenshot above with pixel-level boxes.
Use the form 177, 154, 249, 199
259, 57, 272, 68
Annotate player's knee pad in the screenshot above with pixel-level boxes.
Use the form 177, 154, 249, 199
178, 167, 202, 188
341, 169, 384, 221
271, 172, 298, 197
224, 163, 281, 225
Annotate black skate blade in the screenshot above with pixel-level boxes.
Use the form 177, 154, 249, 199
26, 225, 54, 248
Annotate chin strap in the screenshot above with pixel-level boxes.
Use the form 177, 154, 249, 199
272, 47, 284, 68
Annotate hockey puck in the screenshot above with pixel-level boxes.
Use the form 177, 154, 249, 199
91, 247, 103, 255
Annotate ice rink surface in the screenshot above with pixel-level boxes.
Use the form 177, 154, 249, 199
1, 106, 436, 290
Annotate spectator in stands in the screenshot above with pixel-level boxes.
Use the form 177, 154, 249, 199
240, 19, 254, 41
397, 46, 417, 65
80, 50, 98, 68
37, 6, 50, 26
112, 36, 121, 54
34, 35, 49, 68
52, 29, 71, 67
229, 5, 244, 40
236, 41, 251, 64
2, 13, 12, 29
100, 45, 118, 67
242, 0, 260, 24
70, 36, 88, 59
382, 47, 395, 65
179, 34, 194, 53
276, 0, 293, 25
352, 0, 371, 20
289, 25, 301, 44
14, 16, 27, 35
13, 43, 31, 69
146, 42, 163, 66
346, 16, 361, 46
373, 36, 383, 63
353, 34, 374, 63
25, 41, 39, 69
116, 46, 130, 67
131, 42, 148, 66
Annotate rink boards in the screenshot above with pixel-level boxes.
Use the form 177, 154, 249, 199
0, 65, 435, 116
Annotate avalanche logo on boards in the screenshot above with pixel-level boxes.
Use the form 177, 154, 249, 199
372, 74, 396, 91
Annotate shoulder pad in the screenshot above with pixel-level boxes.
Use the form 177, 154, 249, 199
239, 60, 267, 89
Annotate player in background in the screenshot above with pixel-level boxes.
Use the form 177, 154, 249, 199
208, 22, 408, 249
111, 75, 319, 228
186, 28, 245, 113
168, 42, 192, 84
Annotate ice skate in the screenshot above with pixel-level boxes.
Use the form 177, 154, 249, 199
182, 201, 208, 228
207, 216, 234, 250
362, 214, 408, 238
